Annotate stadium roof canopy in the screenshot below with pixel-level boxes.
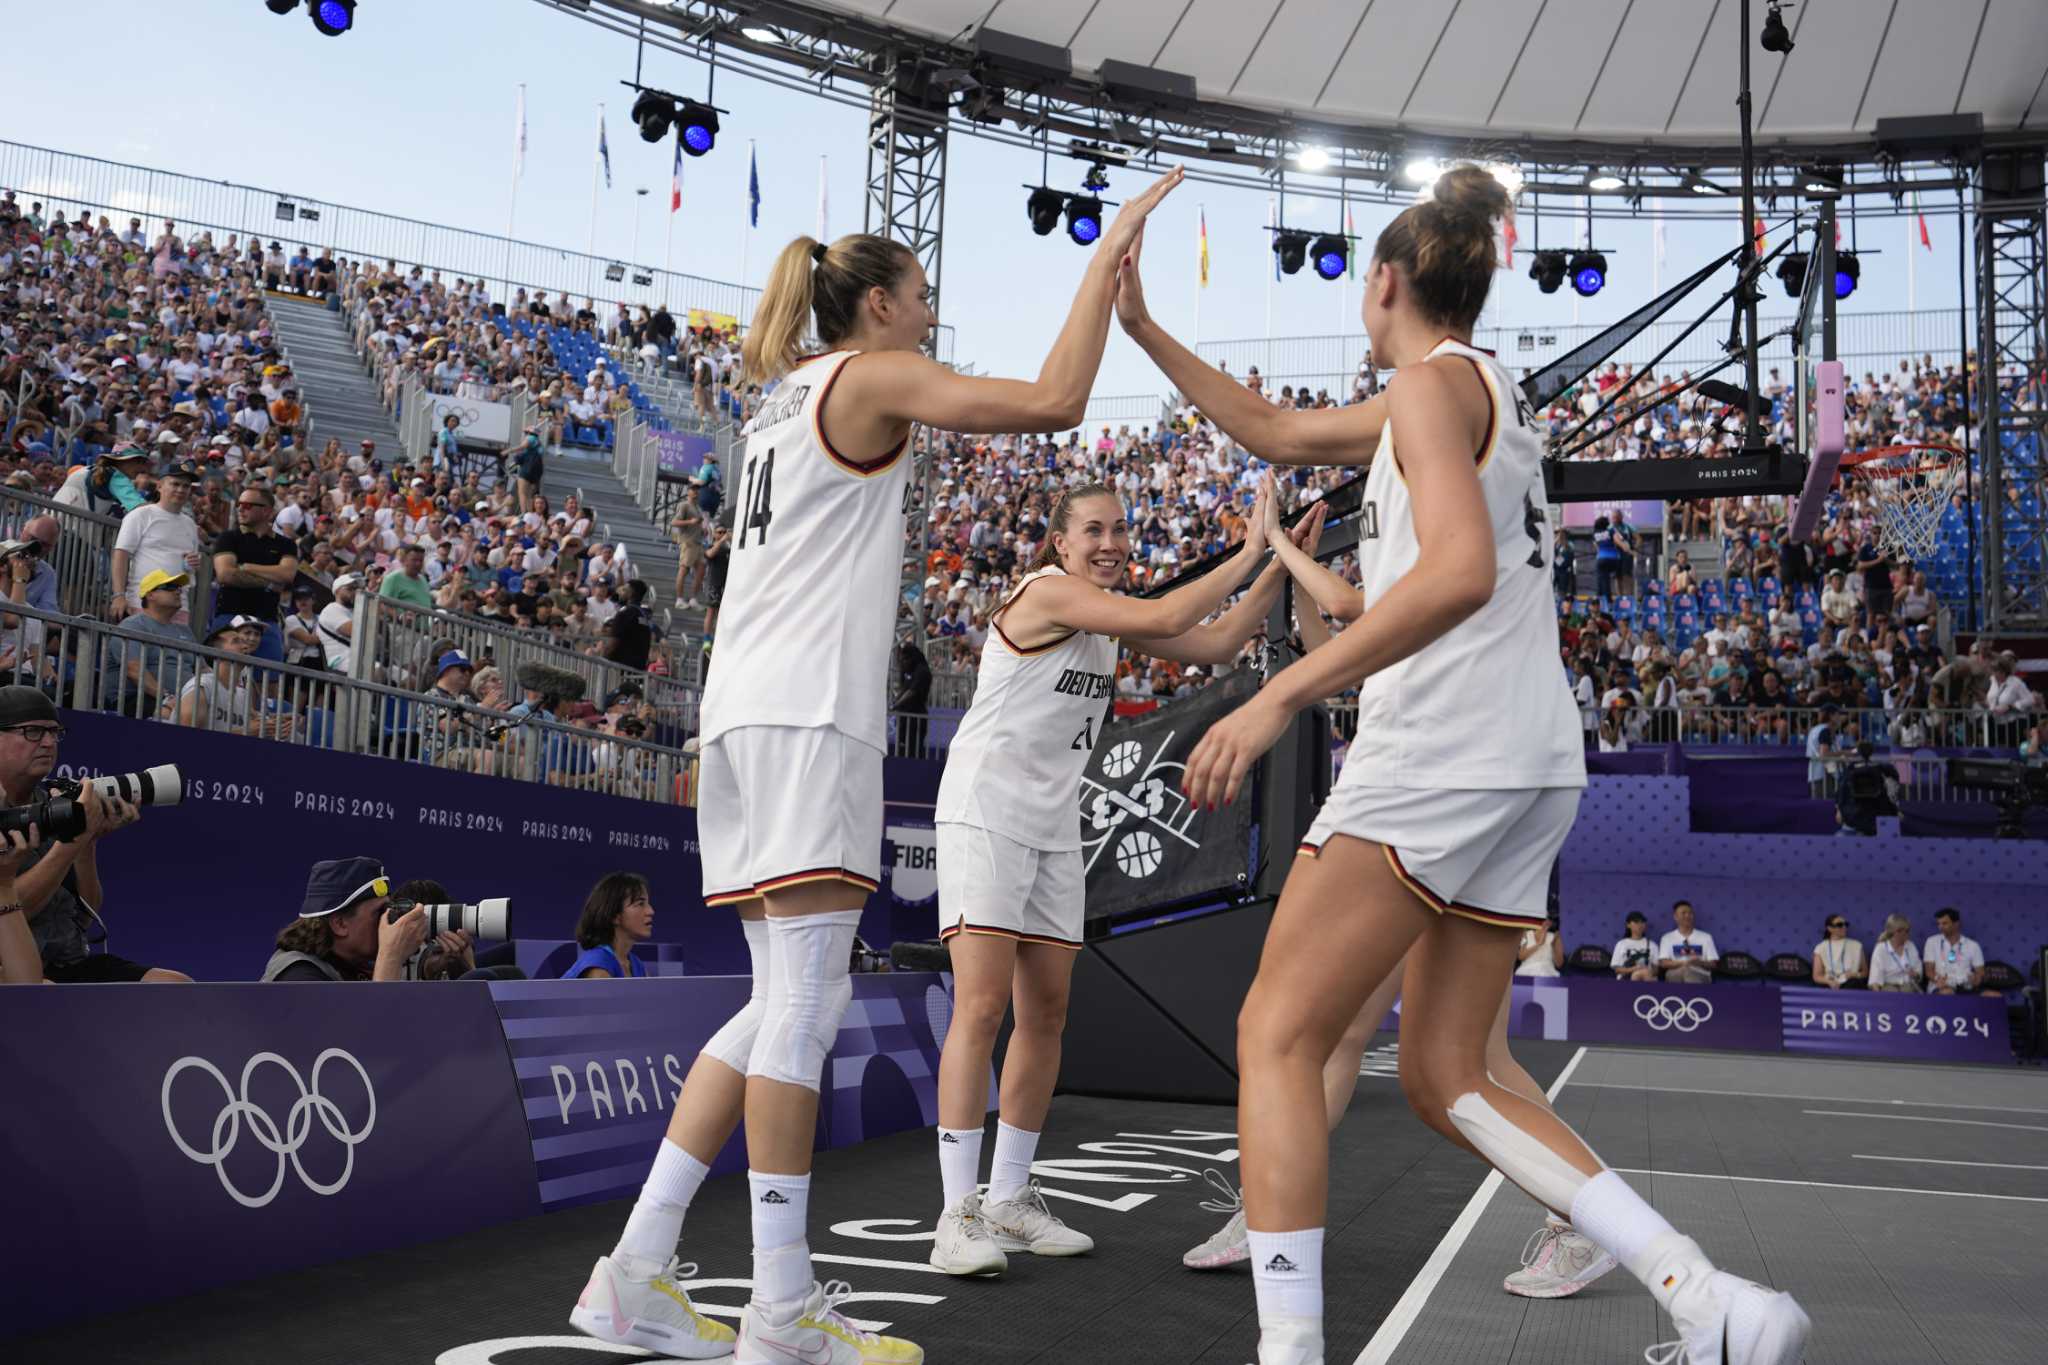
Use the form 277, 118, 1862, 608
810, 0, 2043, 155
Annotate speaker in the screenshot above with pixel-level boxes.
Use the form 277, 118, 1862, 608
1981, 152, 2046, 203
1098, 58, 1198, 106
1873, 112, 1983, 159
972, 27, 1072, 85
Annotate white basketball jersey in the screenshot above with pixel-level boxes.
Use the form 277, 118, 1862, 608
699, 350, 912, 752
1340, 338, 1586, 790
935, 567, 1120, 851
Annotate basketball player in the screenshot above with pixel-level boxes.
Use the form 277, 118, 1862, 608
1121, 166, 1810, 1364
928, 477, 1298, 1275
570, 167, 1186, 1365
1181, 502, 1617, 1302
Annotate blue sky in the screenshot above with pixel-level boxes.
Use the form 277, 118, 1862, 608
3, 1, 1974, 402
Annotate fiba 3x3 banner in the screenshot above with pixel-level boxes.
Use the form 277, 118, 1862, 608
1079, 670, 1259, 928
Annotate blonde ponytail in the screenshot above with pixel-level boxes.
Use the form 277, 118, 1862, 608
740, 233, 916, 386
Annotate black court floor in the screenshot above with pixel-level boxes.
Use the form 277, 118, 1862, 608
9, 1038, 1571, 1365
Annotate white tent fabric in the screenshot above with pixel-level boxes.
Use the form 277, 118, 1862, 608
816, 0, 2047, 147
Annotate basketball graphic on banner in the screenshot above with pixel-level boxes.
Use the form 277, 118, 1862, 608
1101, 740, 1144, 780
1115, 829, 1164, 879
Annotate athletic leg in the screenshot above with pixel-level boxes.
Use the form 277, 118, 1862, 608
981, 941, 1092, 1256
1323, 956, 1403, 1128
1402, 914, 1809, 1362
928, 928, 1012, 1275
1235, 839, 1435, 1362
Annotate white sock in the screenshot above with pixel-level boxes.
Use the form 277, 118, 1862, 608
1248, 1226, 1324, 1323
937, 1125, 984, 1210
986, 1120, 1039, 1205
612, 1140, 711, 1279
750, 1169, 812, 1307
1570, 1169, 1711, 1298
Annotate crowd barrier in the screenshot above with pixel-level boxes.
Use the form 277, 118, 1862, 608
0, 971, 953, 1336
1493, 976, 2010, 1064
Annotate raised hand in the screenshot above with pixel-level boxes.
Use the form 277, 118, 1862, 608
1115, 223, 1152, 335
1099, 166, 1185, 259
1290, 501, 1328, 556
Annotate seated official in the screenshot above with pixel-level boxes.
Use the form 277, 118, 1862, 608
1657, 899, 1719, 984
1867, 914, 1921, 992
565, 871, 655, 980
1611, 911, 1657, 981
1811, 915, 1866, 988
1923, 907, 1992, 996
265, 855, 427, 982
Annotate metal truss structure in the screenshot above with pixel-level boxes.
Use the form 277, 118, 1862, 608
1978, 156, 2048, 632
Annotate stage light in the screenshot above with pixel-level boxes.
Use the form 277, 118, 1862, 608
1310, 234, 1348, 281
264, 0, 298, 13
1296, 146, 1331, 172
1529, 250, 1568, 294
309, 0, 353, 35
1834, 250, 1860, 299
1777, 251, 1809, 297
1026, 187, 1065, 236
1803, 165, 1843, 193
740, 26, 784, 44
1569, 251, 1607, 297
1760, 1, 1794, 53
1065, 196, 1102, 245
677, 99, 720, 156
1683, 171, 1725, 195
1273, 230, 1310, 276
1404, 157, 1442, 186
632, 90, 675, 143
1586, 171, 1625, 192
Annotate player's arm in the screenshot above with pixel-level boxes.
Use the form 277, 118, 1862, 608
1117, 229, 1386, 465
1263, 501, 1363, 622
1025, 497, 1270, 645
1250, 362, 1495, 715
1129, 490, 1313, 665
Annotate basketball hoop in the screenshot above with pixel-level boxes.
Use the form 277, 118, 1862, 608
1836, 444, 1966, 563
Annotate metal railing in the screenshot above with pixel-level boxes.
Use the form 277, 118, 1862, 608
0, 487, 123, 621
4, 601, 694, 805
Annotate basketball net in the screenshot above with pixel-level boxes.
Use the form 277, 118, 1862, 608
1836, 444, 1965, 562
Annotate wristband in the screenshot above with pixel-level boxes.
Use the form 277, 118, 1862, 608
0, 902, 22, 918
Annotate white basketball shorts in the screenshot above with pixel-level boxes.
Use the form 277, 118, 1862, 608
935, 822, 1085, 950
1297, 785, 1580, 930
698, 725, 883, 906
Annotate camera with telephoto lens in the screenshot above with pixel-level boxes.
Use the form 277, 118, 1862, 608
0, 764, 183, 842
385, 896, 511, 942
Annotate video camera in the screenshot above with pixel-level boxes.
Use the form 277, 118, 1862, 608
385, 896, 511, 942
0, 764, 183, 842
1946, 757, 2048, 839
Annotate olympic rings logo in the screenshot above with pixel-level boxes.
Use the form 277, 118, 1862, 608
1632, 995, 1716, 1033
161, 1050, 377, 1209
431, 400, 482, 427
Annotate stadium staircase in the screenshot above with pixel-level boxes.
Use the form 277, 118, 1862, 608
266, 296, 405, 456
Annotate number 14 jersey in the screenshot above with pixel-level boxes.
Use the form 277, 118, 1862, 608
699, 350, 912, 752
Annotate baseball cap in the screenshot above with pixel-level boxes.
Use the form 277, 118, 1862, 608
331, 573, 364, 591
137, 569, 191, 597
205, 614, 264, 641
0, 686, 59, 730
297, 856, 389, 919
163, 461, 199, 482
436, 649, 473, 676
155, 428, 183, 445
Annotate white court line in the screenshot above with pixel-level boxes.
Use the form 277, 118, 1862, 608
1853, 1154, 2048, 1172
1802, 1109, 2048, 1134
1609, 1167, 2048, 1205
1352, 1045, 1587, 1365
1564, 1080, 2048, 1116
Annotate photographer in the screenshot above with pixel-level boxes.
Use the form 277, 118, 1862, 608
392, 876, 475, 981
264, 855, 427, 982
0, 686, 184, 982
1834, 740, 1901, 837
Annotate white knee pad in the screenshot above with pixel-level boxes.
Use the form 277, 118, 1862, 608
747, 910, 862, 1092
701, 919, 771, 1074
1445, 1090, 1593, 1215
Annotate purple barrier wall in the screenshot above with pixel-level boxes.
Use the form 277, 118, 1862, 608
0, 983, 541, 1335
488, 973, 953, 1212
1561, 775, 2048, 974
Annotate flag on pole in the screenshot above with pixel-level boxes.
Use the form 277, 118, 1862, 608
1501, 214, 1517, 271
1753, 215, 1766, 255
1915, 194, 1932, 250
671, 137, 683, 213
1345, 205, 1358, 278
748, 143, 761, 228
598, 112, 612, 189
817, 156, 830, 243
514, 86, 527, 182
1652, 204, 1667, 268
1198, 208, 1209, 288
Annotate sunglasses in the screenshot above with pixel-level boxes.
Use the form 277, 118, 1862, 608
1827, 921, 1847, 929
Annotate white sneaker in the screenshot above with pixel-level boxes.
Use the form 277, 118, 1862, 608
737, 1278, 924, 1364
1648, 1264, 1811, 1365
1185, 1168, 1250, 1270
569, 1254, 738, 1359
1253, 1314, 1324, 1365
928, 1192, 1007, 1276
981, 1180, 1095, 1256
1504, 1221, 1619, 1299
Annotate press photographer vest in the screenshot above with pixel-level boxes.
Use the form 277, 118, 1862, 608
260, 950, 345, 982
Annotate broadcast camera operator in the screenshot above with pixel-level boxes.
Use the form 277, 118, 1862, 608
1835, 740, 1902, 837
0, 686, 189, 982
